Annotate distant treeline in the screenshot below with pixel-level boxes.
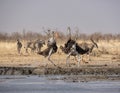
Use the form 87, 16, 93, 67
0, 31, 120, 42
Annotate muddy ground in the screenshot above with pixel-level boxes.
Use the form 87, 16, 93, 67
0, 66, 120, 82
0, 66, 120, 75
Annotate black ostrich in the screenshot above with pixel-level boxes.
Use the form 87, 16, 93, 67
37, 31, 58, 66
60, 27, 91, 67
60, 38, 89, 67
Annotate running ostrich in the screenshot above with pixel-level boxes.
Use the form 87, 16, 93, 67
17, 39, 22, 54
37, 31, 58, 66
78, 39, 98, 63
60, 27, 93, 67
24, 39, 45, 53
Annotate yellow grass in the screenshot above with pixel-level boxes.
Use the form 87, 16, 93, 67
98, 40, 119, 53
0, 40, 120, 67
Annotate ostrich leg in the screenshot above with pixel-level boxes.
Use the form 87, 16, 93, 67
48, 48, 56, 66
74, 54, 81, 67
66, 52, 72, 67
77, 54, 80, 67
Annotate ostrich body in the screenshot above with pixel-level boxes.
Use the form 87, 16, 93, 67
34, 39, 45, 52
79, 39, 98, 53
38, 42, 57, 57
17, 39, 22, 54
78, 39, 98, 62
60, 38, 89, 67
24, 41, 34, 53
38, 31, 58, 66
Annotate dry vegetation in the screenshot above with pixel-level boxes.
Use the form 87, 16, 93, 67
0, 31, 120, 68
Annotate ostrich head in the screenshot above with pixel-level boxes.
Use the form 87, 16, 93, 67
17, 39, 20, 42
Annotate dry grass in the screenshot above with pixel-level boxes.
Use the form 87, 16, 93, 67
98, 40, 120, 55
0, 40, 120, 67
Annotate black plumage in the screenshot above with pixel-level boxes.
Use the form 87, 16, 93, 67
60, 38, 89, 56
38, 43, 58, 57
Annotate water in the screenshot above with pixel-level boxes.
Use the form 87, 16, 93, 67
0, 75, 120, 93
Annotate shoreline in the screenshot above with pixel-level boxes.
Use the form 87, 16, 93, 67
0, 66, 120, 76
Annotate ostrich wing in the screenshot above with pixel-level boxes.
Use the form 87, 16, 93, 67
76, 44, 89, 54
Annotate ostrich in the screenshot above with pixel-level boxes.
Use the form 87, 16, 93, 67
60, 40, 90, 67
34, 39, 45, 52
60, 38, 98, 65
60, 29, 98, 66
60, 27, 91, 67
24, 41, 34, 53
24, 39, 45, 53
17, 39, 22, 54
37, 31, 58, 66
78, 39, 98, 63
